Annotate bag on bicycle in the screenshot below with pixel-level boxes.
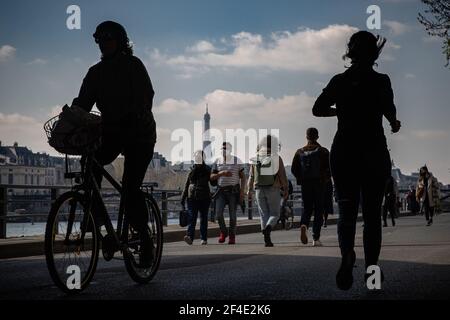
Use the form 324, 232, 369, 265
48, 104, 102, 155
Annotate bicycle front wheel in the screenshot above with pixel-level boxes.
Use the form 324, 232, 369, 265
45, 191, 99, 293
123, 193, 163, 284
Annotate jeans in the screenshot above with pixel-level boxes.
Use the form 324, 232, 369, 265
215, 189, 239, 236
255, 186, 281, 231
187, 199, 211, 241
331, 142, 391, 268
300, 180, 325, 241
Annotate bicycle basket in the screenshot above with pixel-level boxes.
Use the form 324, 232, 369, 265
44, 105, 102, 155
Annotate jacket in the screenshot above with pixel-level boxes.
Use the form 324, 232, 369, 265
72, 53, 157, 144
416, 174, 440, 207
181, 165, 212, 202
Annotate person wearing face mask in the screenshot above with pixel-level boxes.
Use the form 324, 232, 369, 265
71, 21, 157, 267
181, 151, 213, 245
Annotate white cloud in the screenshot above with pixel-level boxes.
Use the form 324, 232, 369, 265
152, 25, 359, 76
0, 113, 50, 154
405, 73, 416, 79
383, 20, 411, 36
153, 89, 325, 163
187, 41, 218, 53
411, 130, 450, 140
380, 40, 402, 61
0, 45, 16, 62
155, 89, 315, 124
27, 58, 48, 65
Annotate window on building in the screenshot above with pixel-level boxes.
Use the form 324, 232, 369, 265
8, 174, 13, 185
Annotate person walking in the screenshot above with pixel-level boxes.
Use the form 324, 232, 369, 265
313, 31, 401, 290
382, 176, 398, 227
181, 151, 212, 245
248, 135, 289, 247
407, 185, 420, 214
291, 128, 331, 247
416, 166, 440, 226
211, 142, 246, 245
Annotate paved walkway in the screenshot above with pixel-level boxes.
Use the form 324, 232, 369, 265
1, 213, 449, 299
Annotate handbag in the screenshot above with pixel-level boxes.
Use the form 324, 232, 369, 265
179, 209, 189, 227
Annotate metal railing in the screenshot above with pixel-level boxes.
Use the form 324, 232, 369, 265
1, 183, 449, 239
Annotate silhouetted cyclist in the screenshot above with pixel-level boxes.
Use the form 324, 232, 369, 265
72, 21, 157, 267
313, 31, 401, 290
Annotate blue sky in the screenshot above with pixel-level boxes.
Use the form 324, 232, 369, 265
1, 0, 449, 183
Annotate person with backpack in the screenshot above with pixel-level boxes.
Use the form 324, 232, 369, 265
181, 151, 213, 245
312, 31, 401, 290
248, 135, 289, 247
291, 128, 331, 247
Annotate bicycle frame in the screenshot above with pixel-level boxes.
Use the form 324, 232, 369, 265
68, 153, 126, 250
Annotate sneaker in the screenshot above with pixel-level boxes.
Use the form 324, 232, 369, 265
323, 222, 327, 228
312, 239, 323, 247
300, 225, 308, 245
427, 219, 433, 226
218, 232, 227, 243
263, 226, 274, 247
184, 235, 193, 245
228, 235, 236, 245
201, 240, 208, 245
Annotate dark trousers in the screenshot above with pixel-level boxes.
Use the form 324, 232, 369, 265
382, 198, 396, 226
91, 133, 154, 232
187, 199, 211, 241
331, 142, 391, 268
423, 201, 435, 221
300, 180, 324, 241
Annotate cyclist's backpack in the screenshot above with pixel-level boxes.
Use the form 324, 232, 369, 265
46, 105, 101, 155
299, 148, 321, 180
252, 156, 278, 187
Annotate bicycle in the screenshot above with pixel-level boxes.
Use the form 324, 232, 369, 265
43, 114, 163, 293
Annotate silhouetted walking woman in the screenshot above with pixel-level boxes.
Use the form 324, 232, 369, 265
313, 31, 401, 290
72, 21, 157, 267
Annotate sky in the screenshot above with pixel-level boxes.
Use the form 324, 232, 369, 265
0, 0, 449, 184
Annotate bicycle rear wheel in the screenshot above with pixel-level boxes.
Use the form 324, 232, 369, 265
123, 193, 163, 284
45, 191, 99, 293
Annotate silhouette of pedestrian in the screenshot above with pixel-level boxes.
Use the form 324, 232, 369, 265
313, 31, 401, 290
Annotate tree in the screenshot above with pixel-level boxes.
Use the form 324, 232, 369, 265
418, 0, 450, 67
